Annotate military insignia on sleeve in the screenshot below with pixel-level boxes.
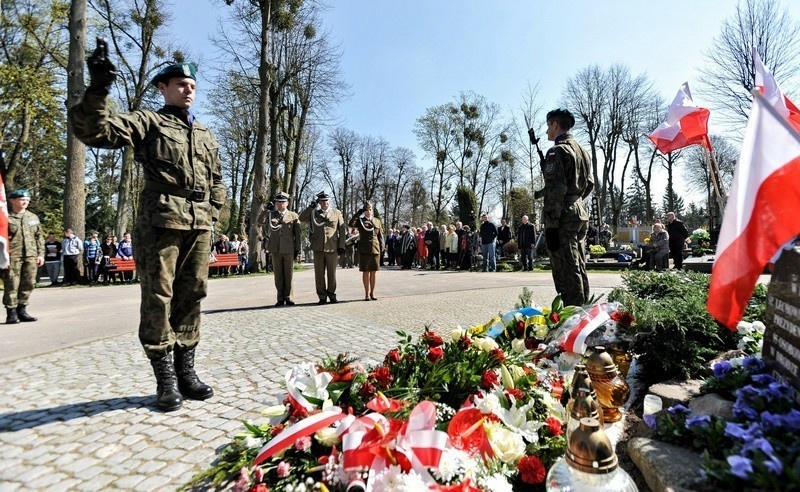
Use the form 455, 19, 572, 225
545, 162, 555, 174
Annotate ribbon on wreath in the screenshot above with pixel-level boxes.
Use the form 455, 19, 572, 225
558, 302, 611, 354
253, 406, 346, 466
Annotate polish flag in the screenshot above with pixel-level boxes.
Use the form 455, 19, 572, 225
707, 92, 800, 330
0, 176, 9, 269
753, 49, 800, 131
648, 82, 712, 154
559, 303, 611, 354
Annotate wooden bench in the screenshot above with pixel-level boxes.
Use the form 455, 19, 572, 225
107, 257, 136, 272
209, 253, 240, 276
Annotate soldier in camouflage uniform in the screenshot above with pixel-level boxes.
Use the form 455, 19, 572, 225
541, 108, 594, 306
263, 191, 301, 306
2, 189, 45, 324
69, 39, 226, 412
298, 191, 346, 304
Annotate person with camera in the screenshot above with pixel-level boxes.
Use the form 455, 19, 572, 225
69, 39, 225, 412
349, 202, 384, 300
264, 192, 301, 306
537, 108, 594, 306
298, 192, 346, 304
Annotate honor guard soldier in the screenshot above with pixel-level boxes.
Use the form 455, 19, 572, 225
299, 192, 346, 304
69, 39, 226, 411
542, 108, 594, 306
265, 192, 301, 306
2, 189, 45, 324
349, 202, 384, 300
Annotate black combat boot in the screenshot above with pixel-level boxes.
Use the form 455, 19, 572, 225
174, 346, 214, 400
16, 305, 37, 322
150, 354, 183, 412
5, 308, 19, 324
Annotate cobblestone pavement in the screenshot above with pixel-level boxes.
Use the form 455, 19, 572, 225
0, 267, 623, 491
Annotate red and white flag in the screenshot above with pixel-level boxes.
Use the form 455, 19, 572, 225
648, 82, 712, 154
707, 92, 800, 330
559, 303, 611, 354
753, 49, 800, 132
0, 176, 9, 269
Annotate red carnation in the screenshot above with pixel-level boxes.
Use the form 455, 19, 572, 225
270, 423, 285, 437
525, 337, 538, 350
428, 346, 445, 363
514, 320, 526, 338
359, 381, 376, 399
490, 348, 505, 365
548, 312, 561, 324
385, 349, 402, 365
546, 416, 563, 436
481, 370, 499, 389
423, 331, 444, 347
371, 366, 394, 388
518, 455, 547, 484
457, 336, 472, 350
610, 311, 635, 329
505, 388, 525, 401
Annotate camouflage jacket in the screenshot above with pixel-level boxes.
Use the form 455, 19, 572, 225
68, 90, 226, 230
8, 210, 45, 259
542, 133, 594, 229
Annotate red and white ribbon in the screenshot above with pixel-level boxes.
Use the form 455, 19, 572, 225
559, 303, 611, 354
253, 407, 345, 466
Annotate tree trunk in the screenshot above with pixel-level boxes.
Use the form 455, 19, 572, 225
65, 0, 87, 238
115, 147, 134, 235
247, 1, 271, 272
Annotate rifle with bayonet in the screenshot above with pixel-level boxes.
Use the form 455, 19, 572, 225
525, 114, 546, 199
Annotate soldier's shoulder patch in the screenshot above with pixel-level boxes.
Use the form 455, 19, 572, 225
545, 161, 555, 174
28, 220, 40, 226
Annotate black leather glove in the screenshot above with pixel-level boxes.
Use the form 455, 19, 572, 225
337, 248, 345, 255
265, 199, 275, 211
309, 199, 318, 209
545, 228, 560, 251
87, 37, 117, 91
527, 128, 539, 146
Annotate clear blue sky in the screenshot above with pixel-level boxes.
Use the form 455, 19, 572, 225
170, 0, 800, 203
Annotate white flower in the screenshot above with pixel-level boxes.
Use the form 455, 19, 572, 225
494, 398, 541, 443
729, 356, 745, 368
314, 426, 339, 446
474, 337, 499, 353
475, 392, 502, 416
480, 472, 514, 492
434, 447, 471, 482
452, 327, 469, 342
286, 363, 333, 403
370, 465, 427, 492
737, 321, 753, 335
242, 435, 263, 449
486, 422, 526, 464
533, 324, 549, 339
738, 336, 755, 350
511, 338, 527, 354
752, 321, 766, 335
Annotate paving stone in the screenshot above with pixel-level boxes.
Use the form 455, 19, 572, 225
133, 473, 173, 491
25, 471, 70, 489
112, 474, 146, 489
628, 437, 705, 492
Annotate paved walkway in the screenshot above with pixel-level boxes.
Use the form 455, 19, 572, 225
0, 267, 623, 491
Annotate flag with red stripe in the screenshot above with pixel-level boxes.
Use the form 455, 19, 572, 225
707, 92, 800, 329
649, 82, 712, 154
559, 303, 610, 354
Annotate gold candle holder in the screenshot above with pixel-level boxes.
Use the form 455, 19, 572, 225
585, 346, 630, 423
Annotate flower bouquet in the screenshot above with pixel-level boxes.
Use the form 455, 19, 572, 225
187, 295, 640, 492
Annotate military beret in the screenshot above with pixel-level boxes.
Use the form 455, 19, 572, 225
150, 62, 197, 87
8, 189, 31, 199
316, 191, 331, 201
273, 191, 290, 202
546, 108, 576, 130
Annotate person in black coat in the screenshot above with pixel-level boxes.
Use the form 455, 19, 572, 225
516, 215, 537, 271
666, 212, 690, 270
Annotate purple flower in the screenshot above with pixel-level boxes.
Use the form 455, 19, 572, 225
713, 360, 732, 378
743, 356, 765, 373
685, 415, 711, 429
751, 374, 774, 386
727, 455, 753, 479
782, 409, 800, 431
764, 382, 792, 401
667, 404, 691, 416
643, 413, 657, 429
763, 454, 784, 475
725, 422, 747, 439
733, 398, 760, 421
760, 411, 783, 431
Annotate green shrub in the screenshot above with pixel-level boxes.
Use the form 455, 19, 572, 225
608, 271, 749, 385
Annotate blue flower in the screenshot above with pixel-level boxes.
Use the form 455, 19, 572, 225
733, 399, 759, 421
782, 409, 800, 431
763, 454, 784, 475
667, 404, 691, 416
751, 374, 774, 386
725, 422, 747, 439
760, 411, 783, 431
713, 360, 732, 378
685, 415, 711, 430
743, 356, 765, 373
643, 413, 657, 429
727, 455, 753, 479
764, 382, 792, 401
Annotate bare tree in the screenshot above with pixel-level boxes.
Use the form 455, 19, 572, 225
699, 0, 800, 130
325, 127, 357, 219
684, 135, 738, 221
414, 104, 458, 222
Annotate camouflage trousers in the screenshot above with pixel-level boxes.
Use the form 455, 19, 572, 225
133, 224, 211, 360
2, 257, 38, 308
548, 220, 589, 307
